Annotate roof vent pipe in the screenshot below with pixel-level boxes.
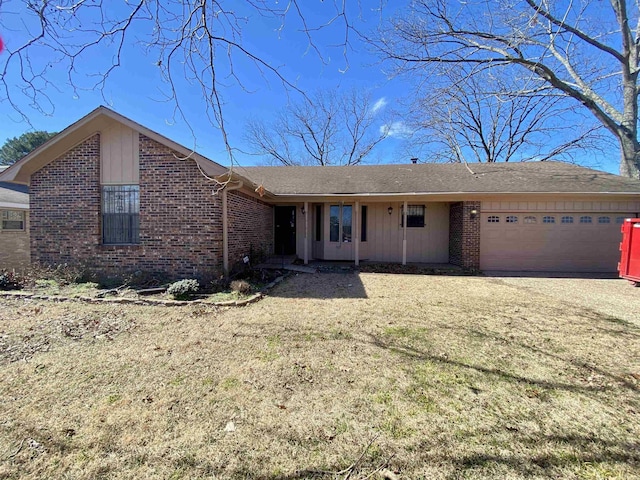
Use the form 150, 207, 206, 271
410, 158, 418, 164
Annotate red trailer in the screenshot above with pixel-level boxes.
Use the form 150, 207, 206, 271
619, 218, 640, 285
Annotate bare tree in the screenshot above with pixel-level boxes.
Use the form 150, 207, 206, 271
0, 1, 368, 163
375, 0, 640, 178
408, 67, 604, 164
245, 90, 388, 166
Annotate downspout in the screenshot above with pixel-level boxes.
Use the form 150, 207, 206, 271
222, 180, 243, 277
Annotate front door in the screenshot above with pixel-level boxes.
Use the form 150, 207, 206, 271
274, 206, 296, 255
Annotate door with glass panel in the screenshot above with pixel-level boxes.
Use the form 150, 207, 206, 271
327, 204, 353, 260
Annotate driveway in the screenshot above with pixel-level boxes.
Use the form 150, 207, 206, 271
483, 272, 640, 325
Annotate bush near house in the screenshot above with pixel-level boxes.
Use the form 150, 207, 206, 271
167, 279, 200, 300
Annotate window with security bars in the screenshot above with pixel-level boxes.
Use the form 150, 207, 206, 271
102, 185, 140, 244
1, 210, 25, 230
401, 205, 425, 227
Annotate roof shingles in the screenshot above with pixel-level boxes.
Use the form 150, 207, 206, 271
237, 162, 640, 195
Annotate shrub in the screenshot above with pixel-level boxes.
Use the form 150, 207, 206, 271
23, 263, 87, 287
230, 279, 252, 295
0, 270, 25, 291
167, 279, 200, 300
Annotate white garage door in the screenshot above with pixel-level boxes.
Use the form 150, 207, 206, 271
480, 212, 628, 272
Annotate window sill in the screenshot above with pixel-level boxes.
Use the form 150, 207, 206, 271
100, 243, 142, 248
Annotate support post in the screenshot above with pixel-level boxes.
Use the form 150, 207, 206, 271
304, 201, 309, 264
402, 200, 407, 265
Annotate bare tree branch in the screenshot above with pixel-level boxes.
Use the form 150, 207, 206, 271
244, 89, 388, 166
373, 0, 640, 177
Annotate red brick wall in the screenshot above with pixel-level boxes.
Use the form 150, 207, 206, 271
449, 201, 480, 271
228, 190, 273, 268
30, 134, 228, 281
31, 135, 102, 264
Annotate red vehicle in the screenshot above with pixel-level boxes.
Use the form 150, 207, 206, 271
619, 218, 640, 285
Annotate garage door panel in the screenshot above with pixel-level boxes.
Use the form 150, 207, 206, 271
480, 212, 625, 272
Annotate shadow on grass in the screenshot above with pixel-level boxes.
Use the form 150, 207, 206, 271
446, 323, 640, 393
412, 431, 640, 478
266, 272, 368, 299
368, 333, 638, 395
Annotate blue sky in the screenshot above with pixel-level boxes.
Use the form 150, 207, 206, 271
0, 1, 622, 173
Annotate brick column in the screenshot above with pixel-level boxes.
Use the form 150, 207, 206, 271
449, 201, 481, 271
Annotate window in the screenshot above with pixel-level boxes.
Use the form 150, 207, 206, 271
102, 185, 140, 244
361, 205, 368, 242
329, 205, 352, 243
542, 216, 556, 224
1, 210, 25, 231
342, 205, 352, 242
487, 216, 500, 223
579, 216, 592, 224
329, 205, 340, 242
315, 205, 322, 242
524, 216, 537, 224
561, 216, 574, 224
506, 215, 518, 223
616, 216, 627, 224
401, 205, 425, 227
598, 216, 611, 224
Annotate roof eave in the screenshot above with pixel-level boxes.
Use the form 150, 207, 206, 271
0, 106, 228, 185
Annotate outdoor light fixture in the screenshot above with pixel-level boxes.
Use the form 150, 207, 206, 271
470, 209, 478, 219
301, 206, 306, 215
388, 206, 393, 215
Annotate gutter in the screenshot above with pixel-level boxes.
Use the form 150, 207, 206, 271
268, 191, 640, 197
0, 202, 29, 209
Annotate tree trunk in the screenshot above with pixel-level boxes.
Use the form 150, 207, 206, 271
619, 134, 640, 179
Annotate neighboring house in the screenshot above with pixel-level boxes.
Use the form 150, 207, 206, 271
0, 166, 29, 270
1, 106, 640, 279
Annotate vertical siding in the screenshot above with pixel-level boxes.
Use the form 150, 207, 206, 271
362, 202, 449, 263
313, 201, 450, 263
101, 123, 140, 184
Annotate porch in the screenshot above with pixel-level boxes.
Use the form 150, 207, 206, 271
272, 200, 478, 268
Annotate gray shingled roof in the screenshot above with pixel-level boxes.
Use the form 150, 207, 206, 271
0, 166, 29, 205
237, 162, 640, 195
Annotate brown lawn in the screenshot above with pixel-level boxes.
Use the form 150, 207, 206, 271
0, 272, 639, 479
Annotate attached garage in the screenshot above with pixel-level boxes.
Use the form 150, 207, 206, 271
480, 200, 640, 272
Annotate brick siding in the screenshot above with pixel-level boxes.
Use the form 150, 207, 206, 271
30, 134, 246, 281
227, 190, 273, 268
449, 201, 480, 271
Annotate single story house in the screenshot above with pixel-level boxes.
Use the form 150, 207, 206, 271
0, 166, 29, 270
1, 106, 640, 279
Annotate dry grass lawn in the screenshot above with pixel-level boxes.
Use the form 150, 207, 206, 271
1, 272, 639, 479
